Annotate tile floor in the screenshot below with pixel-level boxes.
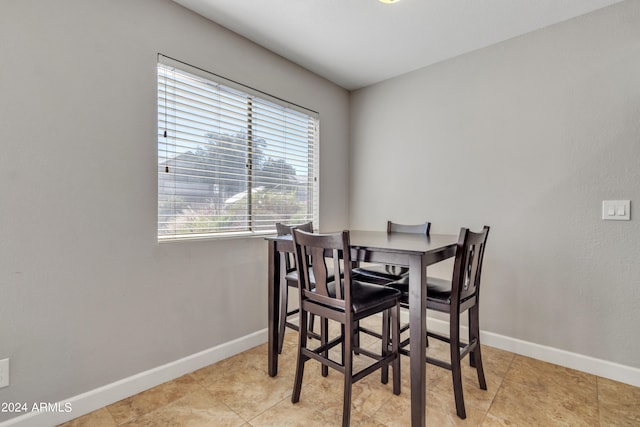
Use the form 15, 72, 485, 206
60, 316, 640, 426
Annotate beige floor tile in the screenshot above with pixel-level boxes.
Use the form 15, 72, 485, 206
119, 388, 245, 427
249, 381, 390, 427
372, 386, 487, 426
58, 407, 117, 427
198, 362, 294, 421
480, 413, 517, 426
505, 355, 598, 397
398, 354, 450, 393
476, 345, 515, 380
107, 374, 204, 424
251, 371, 365, 425
191, 344, 270, 385
486, 355, 599, 426
366, 392, 413, 427
429, 372, 498, 415
351, 374, 401, 417
248, 395, 342, 427
598, 377, 640, 426
428, 404, 488, 426
424, 346, 507, 415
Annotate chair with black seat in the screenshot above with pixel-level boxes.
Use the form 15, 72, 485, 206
353, 221, 431, 284
291, 229, 402, 427
275, 221, 317, 353
426, 226, 489, 419
390, 226, 490, 419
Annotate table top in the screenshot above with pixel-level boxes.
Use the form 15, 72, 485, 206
348, 230, 458, 254
267, 229, 458, 255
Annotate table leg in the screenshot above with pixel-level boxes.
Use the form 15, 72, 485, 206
408, 254, 427, 427
268, 240, 281, 377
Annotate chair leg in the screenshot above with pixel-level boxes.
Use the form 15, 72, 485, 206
450, 313, 466, 419
391, 305, 401, 395
469, 307, 487, 390
381, 310, 390, 384
424, 308, 430, 348
292, 310, 308, 404
341, 324, 346, 366
468, 309, 476, 368
321, 317, 329, 377
342, 321, 353, 427
354, 320, 360, 354
278, 282, 289, 354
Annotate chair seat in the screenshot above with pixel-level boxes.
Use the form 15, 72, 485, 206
351, 272, 398, 286
386, 276, 453, 304
285, 267, 335, 285
386, 275, 409, 294
326, 280, 401, 314
425, 277, 453, 302
352, 281, 402, 314
352, 264, 408, 282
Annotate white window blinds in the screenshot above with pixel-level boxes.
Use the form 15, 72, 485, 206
157, 56, 319, 241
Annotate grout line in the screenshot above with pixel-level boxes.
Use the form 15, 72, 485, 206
480, 347, 516, 426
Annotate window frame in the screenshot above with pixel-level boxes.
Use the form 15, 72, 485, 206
157, 55, 320, 242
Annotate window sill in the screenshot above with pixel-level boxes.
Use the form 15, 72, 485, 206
158, 230, 276, 244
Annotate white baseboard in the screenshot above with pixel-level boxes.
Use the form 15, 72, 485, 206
0, 330, 267, 427
425, 316, 640, 388
3, 319, 639, 427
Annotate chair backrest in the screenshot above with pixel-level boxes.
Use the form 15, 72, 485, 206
276, 221, 313, 237
452, 226, 490, 304
276, 222, 313, 271
292, 229, 352, 311
387, 221, 431, 235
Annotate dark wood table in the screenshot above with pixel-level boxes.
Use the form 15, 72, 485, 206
266, 230, 458, 427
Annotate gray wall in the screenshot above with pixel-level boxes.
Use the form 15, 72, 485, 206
350, 1, 640, 369
0, 0, 349, 421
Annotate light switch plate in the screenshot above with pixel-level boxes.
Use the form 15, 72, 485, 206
602, 200, 630, 220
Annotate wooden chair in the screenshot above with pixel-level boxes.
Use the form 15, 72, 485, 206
353, 221, 431, 284
388, 226, 490, 419
291, 229, 402, 427
275, 222, 317, 353
424, 226, 490, 419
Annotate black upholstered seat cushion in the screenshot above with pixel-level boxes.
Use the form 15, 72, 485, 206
386, 275, 409, 294
325, 280, 401, 314
424, 277, 452, 303
351, 281, 401, 313
352, 264, 408, 281
351, 271, 397, 286
285, 267, 335, 285
386, 276, 453, 304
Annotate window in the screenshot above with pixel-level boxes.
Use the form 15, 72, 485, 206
157, 56, 319, 241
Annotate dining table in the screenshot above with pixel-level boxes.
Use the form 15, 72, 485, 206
266, 229, 458, 427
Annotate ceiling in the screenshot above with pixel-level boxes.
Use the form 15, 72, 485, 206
173, 0, 623, 90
